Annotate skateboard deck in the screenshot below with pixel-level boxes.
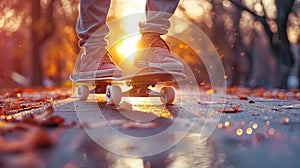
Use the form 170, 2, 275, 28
70, 70, 186, 104
69, 71, 186, 84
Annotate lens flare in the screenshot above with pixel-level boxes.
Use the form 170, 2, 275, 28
236, 128, 243, 136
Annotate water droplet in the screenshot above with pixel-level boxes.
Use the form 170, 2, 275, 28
218, 123, 223, 128
284, 118, 290, 123
253, 123, 258, 129
268, 128, 275, 135
224, 121, 231, 127
236, 128, 243, 136
246, 128, 253, 135
17, 93, 21, 98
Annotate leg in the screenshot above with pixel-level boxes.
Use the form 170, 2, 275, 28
76, 0, 122, 77
140, 0, 180, 34
76, 0, 110, 47
135, 0, 183, 72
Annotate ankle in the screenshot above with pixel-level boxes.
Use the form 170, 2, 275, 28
140, 32, 169, 50
141, 32, 161, 39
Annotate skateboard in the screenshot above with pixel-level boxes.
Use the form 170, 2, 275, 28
70, 70, 186, 105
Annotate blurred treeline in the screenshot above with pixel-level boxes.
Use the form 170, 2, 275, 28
0, 0, 299, 89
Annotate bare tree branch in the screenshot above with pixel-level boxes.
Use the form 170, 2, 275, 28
228, 0, 275, 54
229, 0, 296, 88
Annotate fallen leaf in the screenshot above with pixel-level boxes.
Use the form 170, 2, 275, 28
238, 95, 248, 100
0, 123, 53, 153
263, 92, 274, 98
217, 104, 242, 113
277, 92, 287, 99
206, 89, 214, 95
34, 105, 54, 121
40, 115, 65, 127
251, 88, 265, 97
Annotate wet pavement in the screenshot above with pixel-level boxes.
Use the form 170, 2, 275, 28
1, 89, 300, 168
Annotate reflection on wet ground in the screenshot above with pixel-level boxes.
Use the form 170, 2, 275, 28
166, 134, 227, 168
69, 92, 228, 167
43, 90, 300, 167
102, 133, 227, 168
50, 128, 228, 167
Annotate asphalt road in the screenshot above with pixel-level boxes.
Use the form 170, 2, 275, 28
2, 90, 300, 168
45, 90, 300, 168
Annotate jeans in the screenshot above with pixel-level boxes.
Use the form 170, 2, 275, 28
76, 0, 180, 49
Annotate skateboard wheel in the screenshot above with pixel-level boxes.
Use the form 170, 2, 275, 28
106, 85, 122, 105
78, 85, 89, 100
160, 86, 176, 104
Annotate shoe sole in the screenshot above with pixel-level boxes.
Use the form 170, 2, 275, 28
135, 61, 184, 72
78, 68, 122, 79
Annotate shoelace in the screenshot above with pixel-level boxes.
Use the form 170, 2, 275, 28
143, 34, 174, 60
144, 34, 170, 50
82, 51, 115, 64
101, 52, 115, 64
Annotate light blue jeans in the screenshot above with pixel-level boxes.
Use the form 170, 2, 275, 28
76, 0, 180, 49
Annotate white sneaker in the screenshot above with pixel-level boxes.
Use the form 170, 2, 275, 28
135, 33, 184, 72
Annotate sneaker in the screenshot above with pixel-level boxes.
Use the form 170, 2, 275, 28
135, 33, 184, 72
78, 50, 122, 79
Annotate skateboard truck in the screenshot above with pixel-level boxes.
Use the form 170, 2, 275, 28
105, 84, 176, 105
122, 83, 161, 97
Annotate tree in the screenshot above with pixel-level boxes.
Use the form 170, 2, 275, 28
229, 0, 296, 88
30, 0, 56, 86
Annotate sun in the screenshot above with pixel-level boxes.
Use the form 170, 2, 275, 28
112, 0, 146, 61
116, 35, 141, 61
